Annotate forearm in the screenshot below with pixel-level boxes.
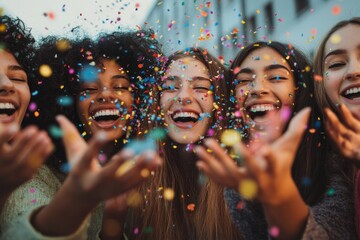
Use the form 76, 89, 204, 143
31, 179, 96, 236
263, 182, 309, 240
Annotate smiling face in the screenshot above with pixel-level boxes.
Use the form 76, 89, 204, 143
160, 57, 214, 144
0, 50, 30, 126
323, 24, 360, 120
76, 59, 134, 140
234, 47, 296, 140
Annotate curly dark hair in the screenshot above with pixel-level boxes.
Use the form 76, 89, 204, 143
37, 30, 163, 168
0, 15, 36, 126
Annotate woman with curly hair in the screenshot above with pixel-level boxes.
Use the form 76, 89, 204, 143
0, 14, 53, 221
0, 30, 162, 239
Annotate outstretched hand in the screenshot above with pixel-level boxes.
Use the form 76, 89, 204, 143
195, 107, 310, 204
325, 104, 360, 167
56, 115, 162, 205
0, 123, 53, 197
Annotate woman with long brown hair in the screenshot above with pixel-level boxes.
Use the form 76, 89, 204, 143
126, 47, 242, 239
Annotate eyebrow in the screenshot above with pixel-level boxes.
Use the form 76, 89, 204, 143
112, 74, 130, 81
8, 65, 26, 73
234, 64, 290, 77
324, 45, 360, 61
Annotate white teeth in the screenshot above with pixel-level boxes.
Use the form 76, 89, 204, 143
93, 109, 120, 118
173, 112, 199, 120
345, 87, 360, 96
0, 103, 15, 110
250, 104, 275, 112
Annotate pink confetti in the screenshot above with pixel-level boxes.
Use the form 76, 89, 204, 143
269, 226, 280, 238
29, 188, 36, 194
278, 18, 284, 22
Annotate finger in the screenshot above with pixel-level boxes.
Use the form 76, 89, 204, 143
339, 104, 360, 132
76, 131, 109, 169
194, 145, 230, 179
203, 138, 242, 177
56, 115, 88, 162
325, 108, 353, 140
274, 107, 311, 154
102, 149, 136, 176
0, 123, 19, 151
196, 160, 238, 188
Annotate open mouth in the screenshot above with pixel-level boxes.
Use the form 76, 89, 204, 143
91, 109, 121, 123
246, 104, 279, 122
341, 86, 360, 100
171, 111, 199, 124
0, 103, 17, 117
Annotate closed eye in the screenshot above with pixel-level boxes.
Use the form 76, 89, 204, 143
328, 62, 345, 69
269, 75, 287, 81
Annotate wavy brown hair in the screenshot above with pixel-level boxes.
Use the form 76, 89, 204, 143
126, 48, 242, 239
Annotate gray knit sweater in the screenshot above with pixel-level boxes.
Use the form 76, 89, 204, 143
225, 172, 356, 239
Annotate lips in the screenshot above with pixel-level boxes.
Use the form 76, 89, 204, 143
90, 107, 126, 129
0, 101, 18, 124
341, 84, 360, 101
244, 102, 280, 123
169, 109, 201, 129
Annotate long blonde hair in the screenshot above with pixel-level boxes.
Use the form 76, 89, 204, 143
126, 48, 242, 239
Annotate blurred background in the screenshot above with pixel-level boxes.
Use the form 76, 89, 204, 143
1, 0, 360, 64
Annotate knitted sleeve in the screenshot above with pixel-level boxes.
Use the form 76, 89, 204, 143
0, 165, 94, 240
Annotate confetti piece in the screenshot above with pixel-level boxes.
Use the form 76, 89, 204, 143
331, 5, 341, 15
278, 18, 284, 22
116, 160, 134, 176
327, 188, 335, 196
238, 179, 257, 199
49, 125, 63, 138
56, 39, 71, 52
187, 203, 196, 212
269, 226, 280, 238
314, 74, 323, 81
28, 102, 37, 112
201, 11, 208, 17
29, 188, 36, 194
57, 95, 73, 106
127, 191, 141, 207
39, 64, 52, 77
0, 24, 6, 32
236, 200, 245, 210
164, 188, 175, 200
221, 129, 241, 147
329, 34, 341, 44
79, 66, 98, 82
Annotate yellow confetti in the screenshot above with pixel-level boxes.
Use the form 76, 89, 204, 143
256, 9, 260, 14
221, 129, 241, 147
238, 179, 258, 199
56, 39, 71, 52
39, 64, 52, 77
241, 20, 246, 24
164, 188, 175, 201
115, 160, 134, 176
330, 34, 341, 44
0, 23, 6, 32
127, 191, 142, 207
140, 168, 150, 178
305, 66, 311, 72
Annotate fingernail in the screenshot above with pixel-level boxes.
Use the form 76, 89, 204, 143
143, 150, 156, 163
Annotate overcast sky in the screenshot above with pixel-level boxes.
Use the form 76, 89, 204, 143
0, 0, 156, 39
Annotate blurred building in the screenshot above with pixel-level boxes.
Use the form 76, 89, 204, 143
143, 0, 360, 64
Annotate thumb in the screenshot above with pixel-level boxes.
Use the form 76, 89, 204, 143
274, 107, 311, 153
56, 115, 87, 165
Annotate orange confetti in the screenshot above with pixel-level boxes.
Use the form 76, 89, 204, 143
309, 128, 316, 134
138, 64, 143, 69
311, 28, 317, 35
332, 5, 341, 15
201, 11, 208, 17
187, 203, 196, 212
314, 74, 323, 82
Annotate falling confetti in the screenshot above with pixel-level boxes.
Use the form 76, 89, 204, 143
238, 179, 258, 199
331, 5, 341, 15
221, 129, 241, 147
164, 188, 175, 200
39, 64, 52, 77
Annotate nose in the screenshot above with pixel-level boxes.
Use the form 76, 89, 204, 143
0, 74, 15, 95
96, 87, 116, 103
248, 78, 269, 97
345, 58, 360, 81
176, 85, 194, 105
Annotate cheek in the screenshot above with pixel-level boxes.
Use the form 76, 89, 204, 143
324, 71, 341, 98
197, 93, 214, 112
